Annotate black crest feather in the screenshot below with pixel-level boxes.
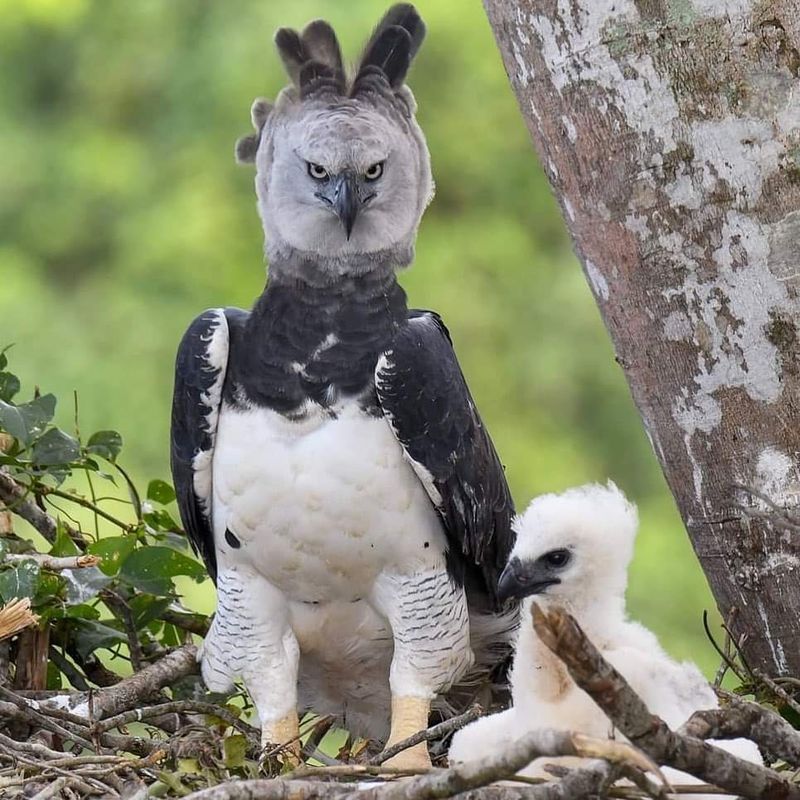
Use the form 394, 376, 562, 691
354, 4, 425, 90
274, 27, 308, 86
301, 19, 345, 89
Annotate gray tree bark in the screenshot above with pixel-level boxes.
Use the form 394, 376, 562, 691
483, 0, 800, 676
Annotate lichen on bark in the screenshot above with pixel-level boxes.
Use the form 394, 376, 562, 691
484, 0, 800, 675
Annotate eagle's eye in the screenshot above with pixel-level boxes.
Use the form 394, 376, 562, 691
542, 549, 571, 569
364, 162, 384, 181
307, 162, 329, 181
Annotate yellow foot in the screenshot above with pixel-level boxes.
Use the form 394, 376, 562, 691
260, 709, 301, 773
383, 741, 432, 770
382, 695, 432, 770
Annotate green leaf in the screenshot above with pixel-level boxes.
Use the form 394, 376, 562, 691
0, 372, 20, 402
128, 594, 172, 628
64, 603, 101, 620
31, 428, 80, 467
47, 661, 63, 690
50, 523, 81, 557
147, 479, 176, 505
33, 572, 66, 609
119, 546, 205, 595
0, 560, 41, 602
0, 394, 56, 446
0, 351, 6, 371
88, 535, 136, 576
223, 734, 248, 768
177, 758, 200, 775
144, 508, 179, 532
86, 430, 123, 462
72, 619, 127, 659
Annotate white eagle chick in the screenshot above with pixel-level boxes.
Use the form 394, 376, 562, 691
449, 482, 761, 794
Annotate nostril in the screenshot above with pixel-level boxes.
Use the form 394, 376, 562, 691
314, 191, 332, 206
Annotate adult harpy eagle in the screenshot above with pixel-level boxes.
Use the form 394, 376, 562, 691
170, 5, 516, 769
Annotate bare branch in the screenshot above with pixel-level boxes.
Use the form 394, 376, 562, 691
352, 729, 648, 800
369, 706, 483, 765
87, 644, 199, 720
532, 603, 800, 800
0, 468, 85, 549
681, 695, 800, 766
4, 553, 101, 570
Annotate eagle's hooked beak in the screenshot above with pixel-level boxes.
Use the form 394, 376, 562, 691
331, 172, 360, 240
497, 557, 560, 603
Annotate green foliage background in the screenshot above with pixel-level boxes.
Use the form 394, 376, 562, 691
0, 1, 719, 671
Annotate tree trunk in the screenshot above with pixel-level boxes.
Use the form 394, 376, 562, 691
484, 0, 800, 676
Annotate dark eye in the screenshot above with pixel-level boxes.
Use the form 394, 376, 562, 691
307, 162, 329, 181
543, 549, 571, 569
364, 162, 384, 181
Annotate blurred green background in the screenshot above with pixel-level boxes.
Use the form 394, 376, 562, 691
0, 0, 720, 672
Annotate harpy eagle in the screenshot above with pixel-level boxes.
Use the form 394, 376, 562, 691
170, 5, 516, 768
449, 483, 762, 793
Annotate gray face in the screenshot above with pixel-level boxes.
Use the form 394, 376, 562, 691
256, 97, 434, 266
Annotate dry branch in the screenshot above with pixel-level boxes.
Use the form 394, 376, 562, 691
681, 695, 800, 766
532, 603, 800, 800
85, 643, 198, 720
4, 553, 101, 570
368, 706, 482, 766
0, 468, 85, 549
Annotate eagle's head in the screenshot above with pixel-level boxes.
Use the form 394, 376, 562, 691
237, 5, 434, 273
497, 482, 639, 614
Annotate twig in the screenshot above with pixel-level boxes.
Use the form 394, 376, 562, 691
752, 668, 800, 719
183, 780, 354, 800
93, 699, 258, 743
354, 729, 652, 800
159, 608, 210, 636
0, 468, 86, 549
369, 706, 483, 765
86, 644, 198, 720
682, 694, 800, 766
38, 485, 137, 533
532, 602, 800, 800
0, 685, 94, 748
104, 588, 144, 672
30, 776, 68, 800
4, 553, 101, 570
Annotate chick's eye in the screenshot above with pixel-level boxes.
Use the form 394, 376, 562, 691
307, 162, 329, 181
365, 162, 384, 181
543, 549, 571, 569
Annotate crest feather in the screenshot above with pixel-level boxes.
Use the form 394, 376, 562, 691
274, 27, 308, 86
301, 20, 345, 90
354, 4, 425, 90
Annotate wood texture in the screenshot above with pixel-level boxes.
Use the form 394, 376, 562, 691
483, 0, 800, 675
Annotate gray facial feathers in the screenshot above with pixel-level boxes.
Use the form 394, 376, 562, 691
236, 4, 434, 268
235, 98, 273, 165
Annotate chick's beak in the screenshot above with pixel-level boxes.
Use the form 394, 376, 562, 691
497, 557, 560, 604
331, 172, 360, 239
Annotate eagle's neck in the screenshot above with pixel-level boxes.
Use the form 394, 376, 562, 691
230, 259, 408, 416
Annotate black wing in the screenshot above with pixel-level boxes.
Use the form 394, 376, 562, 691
170, 308, 247, 582
375, 311, 515, 609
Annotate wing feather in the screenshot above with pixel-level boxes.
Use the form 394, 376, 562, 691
170, 308, 241, 582
376, 311, 515, 608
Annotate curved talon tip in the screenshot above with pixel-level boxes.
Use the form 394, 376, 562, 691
572, 733, 665, 783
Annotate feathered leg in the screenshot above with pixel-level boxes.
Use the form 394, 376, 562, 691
372, 567, 474, 769
201, 565, 301, 766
